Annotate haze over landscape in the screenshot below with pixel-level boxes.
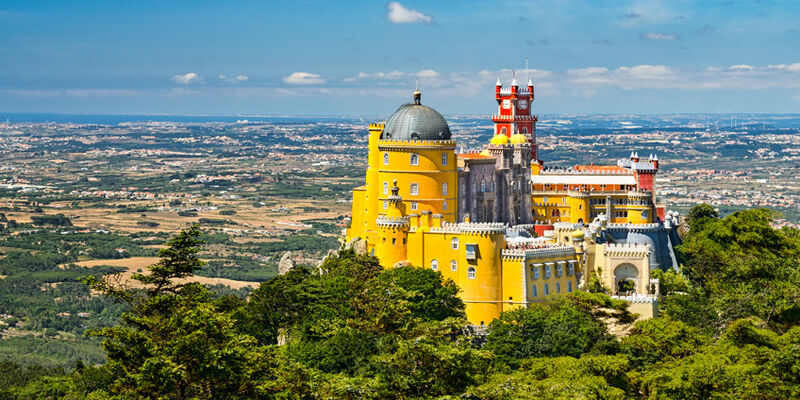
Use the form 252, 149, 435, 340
2, 1, 800, 399
2, 0, 800, 114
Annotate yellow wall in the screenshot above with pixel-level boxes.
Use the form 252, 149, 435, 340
531, 192, 654, 224
377, 140, 458, 223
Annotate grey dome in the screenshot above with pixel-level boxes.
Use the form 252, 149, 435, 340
381, 91, 451, 141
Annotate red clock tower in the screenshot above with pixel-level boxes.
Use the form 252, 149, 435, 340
493, 73, 538, 160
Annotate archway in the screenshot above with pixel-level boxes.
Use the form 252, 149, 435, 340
613, 263, 639, 295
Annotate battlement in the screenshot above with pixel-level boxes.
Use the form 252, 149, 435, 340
491, 114, 536, 121
425, 221, 507, 235
376, 215, 410, 228
604, 243, 651, 257
606, 223, 663, 231
501, 245, 575, 260
553, 222, 582, 231
368, 123, 385, 130
541, 168, 633, 175
378, 139, 457, 146
611, 294, 658, 304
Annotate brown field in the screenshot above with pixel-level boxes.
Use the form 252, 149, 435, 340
67, 257, 261, 290
5, 197, 348, 234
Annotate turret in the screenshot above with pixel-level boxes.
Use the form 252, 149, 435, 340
510, 73, 519, 97
630, 151, 639, 163
495, 77, 502, 103
652, 154, 659, 170
527, 78, 534, 101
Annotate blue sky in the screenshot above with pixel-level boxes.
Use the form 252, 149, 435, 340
1, 0, 799, 115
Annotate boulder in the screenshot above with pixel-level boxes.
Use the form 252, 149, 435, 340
278, 251, 294, 275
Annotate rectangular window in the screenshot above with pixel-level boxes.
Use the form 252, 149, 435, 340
465, 244, 477, 260
442, 200, 447, 210
441, 153, 448, 166
383, 201, 388, 209
544, 264, 552, 278
532, 264, 541, 279
531, 284, 538, 298
410, 183, 419, 196
410, 201, 418, 211
410, 153, 419, 166
568, 261, 575, 276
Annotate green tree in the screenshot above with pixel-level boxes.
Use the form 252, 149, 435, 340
484, 294, 614, 368
83, 225, 305, 399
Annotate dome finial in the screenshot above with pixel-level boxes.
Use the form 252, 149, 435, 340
413, 77, 421, 104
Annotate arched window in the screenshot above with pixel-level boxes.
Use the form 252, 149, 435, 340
410, 183, 419, 195
532, 284, 538, 297
451, 237, 459, 249
450, 259, 457, 271
481, 179, 487, 192
544, 283, 550, 296
410, 153, 419, 166
410, 201, 418, 210
383, 152, 389, 165
555, 282, 561, 293
567, 281, 573, 293
383, 181, 389, 195
521, 127, 528, 134
467, 267, 476, 279
431, 259, 438, 271
441, 182, 448, 196
441, 153, 448, 166
500, 127, 507, 135
442, 200, 448, 210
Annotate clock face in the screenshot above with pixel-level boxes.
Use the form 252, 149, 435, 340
502, 99, 511, 109
518, 100, 528, 109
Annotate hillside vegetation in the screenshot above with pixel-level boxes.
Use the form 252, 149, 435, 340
3, 204, 800, 399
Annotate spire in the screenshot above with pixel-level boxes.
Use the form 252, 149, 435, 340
413, 78, 421, 105
527, 78, 533, 87
496, 77, 502, 86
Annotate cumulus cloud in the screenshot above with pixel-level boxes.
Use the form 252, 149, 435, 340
172, 72, 200, 84
641, 32, 677, 40
386, 2, 432, 24
283, 72, 326, 85
218, 74, 249, 83
416, 69, 438, 78
767, 63, 800, 72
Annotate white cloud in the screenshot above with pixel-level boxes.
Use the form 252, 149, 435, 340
387, 2, 432, 24
641, 32, 677, 40
416, 69, 438, 78
218, 74, 227, 80
235, 75, 248, 81
283, 72, 326, 85
767, 63, 800, 72
729, 64, 755, 71
172, 72, 200, 84
357, 71, 406, 80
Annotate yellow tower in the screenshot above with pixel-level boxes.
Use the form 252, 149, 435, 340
375, 180, 409, 266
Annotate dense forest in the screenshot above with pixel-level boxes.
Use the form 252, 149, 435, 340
3, 204, 800, 399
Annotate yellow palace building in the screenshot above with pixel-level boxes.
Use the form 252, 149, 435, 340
346, 85, 679, 325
